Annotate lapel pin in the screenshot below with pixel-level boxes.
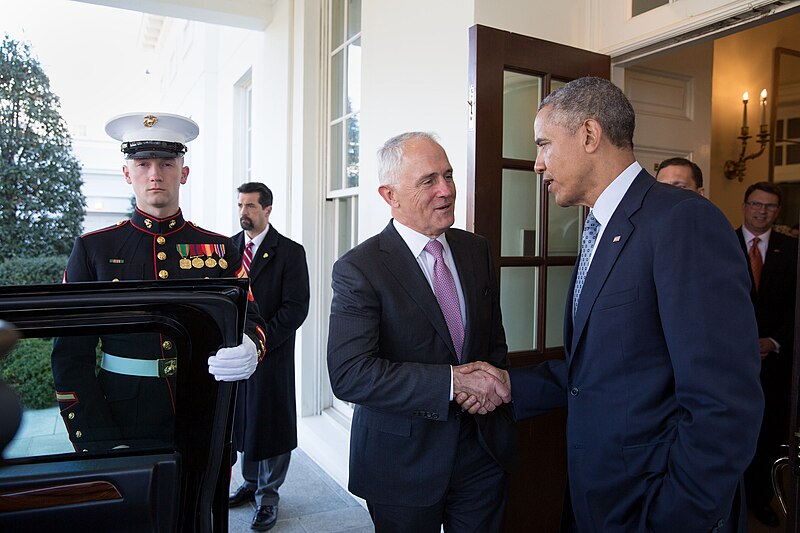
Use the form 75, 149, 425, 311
612, 235, 621, 243
263, 253, 269, 259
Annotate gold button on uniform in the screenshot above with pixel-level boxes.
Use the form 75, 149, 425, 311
162, 340, 173, 351
68, 412, 75, 420
157, 236, 166, 245
157, 252, 167, 260
75, 431, 82, 438
112, 278, 120, 282
159, 270, 169, 279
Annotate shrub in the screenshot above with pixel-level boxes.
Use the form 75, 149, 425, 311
1, 338, 56, 409
0, 255, 68, 286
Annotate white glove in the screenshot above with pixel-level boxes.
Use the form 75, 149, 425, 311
208, 334, 258, 381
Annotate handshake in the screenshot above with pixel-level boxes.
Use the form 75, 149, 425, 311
453, 361, 511, 415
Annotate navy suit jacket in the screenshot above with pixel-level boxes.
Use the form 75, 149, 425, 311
511, 171, 763, 532
327, 222, 517, 506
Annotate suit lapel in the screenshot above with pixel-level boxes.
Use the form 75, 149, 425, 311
569, 171, 651, 357
248, 227, 278, 280
379, 222, 459, 362
447, 229, 476, 363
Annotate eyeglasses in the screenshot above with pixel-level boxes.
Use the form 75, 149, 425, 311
745, 201, 780, 211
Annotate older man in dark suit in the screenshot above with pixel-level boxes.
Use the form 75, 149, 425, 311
327, 132, 517, 532
737, 181, 798, 527
228, 182, 310, 532
475, 77, 763, 532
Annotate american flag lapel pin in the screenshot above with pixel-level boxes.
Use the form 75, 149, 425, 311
612, 235, 621, 243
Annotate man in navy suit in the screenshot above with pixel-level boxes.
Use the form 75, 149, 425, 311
327, 132, 517, 532
472, 77, 763, 532
228, 182, 310, 531
737, 181, 798, 527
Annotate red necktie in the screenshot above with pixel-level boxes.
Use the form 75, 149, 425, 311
424, 240, 464, 361
749, 237, 762, 291
243, 241, 254, 273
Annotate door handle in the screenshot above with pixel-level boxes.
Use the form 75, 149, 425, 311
773, 443, 793, 515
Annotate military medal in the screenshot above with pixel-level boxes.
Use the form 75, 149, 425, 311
192, 257, 204, 268
219, 258, 228, 269
205, 257, 217, 268
176, 244, 192, 269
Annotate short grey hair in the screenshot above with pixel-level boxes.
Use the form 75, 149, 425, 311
539, 77, 635, 150
377, 131, 441, 185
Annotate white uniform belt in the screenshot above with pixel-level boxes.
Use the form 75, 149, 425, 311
100, 352, 177, 378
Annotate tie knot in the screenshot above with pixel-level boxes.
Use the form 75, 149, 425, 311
752, 237, 760, 246
246, 241, 254, 250
424, 239, 444, 260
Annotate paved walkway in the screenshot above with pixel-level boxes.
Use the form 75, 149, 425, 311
5, 407, 373, 532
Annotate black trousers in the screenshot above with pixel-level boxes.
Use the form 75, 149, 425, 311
367, 412, 508, 533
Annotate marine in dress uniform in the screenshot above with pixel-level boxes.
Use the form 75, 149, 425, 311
51, 112, 266, 452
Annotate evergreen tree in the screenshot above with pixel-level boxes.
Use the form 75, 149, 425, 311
0, 35, 85, 260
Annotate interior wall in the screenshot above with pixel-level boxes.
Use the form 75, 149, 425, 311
628, 41, 714, 194
712, 12, 800, 225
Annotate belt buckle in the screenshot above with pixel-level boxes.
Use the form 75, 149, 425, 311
158, 358, 178, 378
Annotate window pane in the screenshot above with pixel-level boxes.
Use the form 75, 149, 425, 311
503, 72, 541, 161
337, 197, 354, 258
331, 0, 345, 49
545, 266, 573, 348
500, 266, 538, 352
501, 169, 539, 257
551, 79, 567, 94
788, 117, 800, 139
329, 122, 343, 190
347, 39, 361, 113
346, 115, 360, 188
632, 0, 668, 17
330, 50, 344, 120
547, 194, 581, 256
347, 0, 361, 39
787, 144, 800, 165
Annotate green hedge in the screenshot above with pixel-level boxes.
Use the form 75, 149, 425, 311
0, 255, 68, 286
1, 338, 56, 409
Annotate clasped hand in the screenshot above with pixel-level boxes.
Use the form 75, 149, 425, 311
452, 362, 511, 415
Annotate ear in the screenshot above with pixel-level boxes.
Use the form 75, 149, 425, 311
265, 205, 273, 216
180, 166, 189, 184
122, 165, 132, 184
582, 119, 602, 154
378, 184, 397, 207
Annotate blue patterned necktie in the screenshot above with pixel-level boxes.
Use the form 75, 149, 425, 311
573, 212, 600, 317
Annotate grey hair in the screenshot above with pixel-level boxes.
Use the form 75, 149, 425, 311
377, 131, 441, 185
539, 77, 635, 150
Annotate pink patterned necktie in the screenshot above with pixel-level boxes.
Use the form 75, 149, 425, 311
243, 241, 254, 273
424, 239, 464, 361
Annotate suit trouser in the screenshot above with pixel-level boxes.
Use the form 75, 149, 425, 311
239, 451, 291, 507
366, 411, 508, 533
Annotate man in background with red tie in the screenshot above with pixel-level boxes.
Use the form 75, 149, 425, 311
326, 132, 517, 532
737, 181, 798, 527
228, 182, 310, 531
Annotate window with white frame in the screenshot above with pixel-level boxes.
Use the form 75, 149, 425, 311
323, 0, 361, 420
234, 69, 253, 182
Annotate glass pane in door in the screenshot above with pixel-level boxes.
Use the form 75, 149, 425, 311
545, 266, 573, 348
503, 72, 542, 161
547, 194, 581, 256
501, 169, 540, 257
500, 266, 538, 352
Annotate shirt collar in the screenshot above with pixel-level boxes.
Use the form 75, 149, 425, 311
393, 219, 448, 258
591, 161, 642, 226
741, 225, 770, 246
246, 224, 270, 250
